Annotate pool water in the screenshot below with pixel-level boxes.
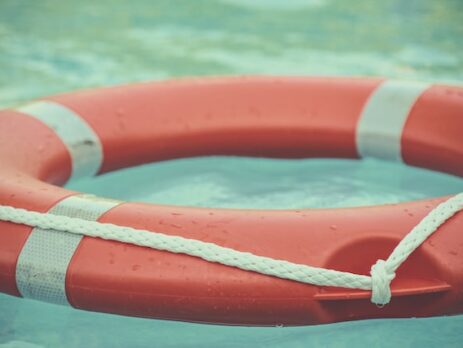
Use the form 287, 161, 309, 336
1, 0, 463, 107
1, 0, 463, 347
68, 157, 463, 209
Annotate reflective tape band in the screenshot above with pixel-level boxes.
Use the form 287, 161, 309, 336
15, 194, 121, 305
356, 80, 430, 161
16, 101, 103, 180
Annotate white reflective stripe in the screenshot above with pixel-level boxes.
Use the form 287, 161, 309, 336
356, 80, 430, 161
15, 194, 121, 305
16, 101, 103, 180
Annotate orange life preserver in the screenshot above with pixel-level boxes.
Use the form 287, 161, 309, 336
0, 76, 462, 325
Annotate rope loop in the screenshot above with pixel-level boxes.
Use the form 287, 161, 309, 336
370, 259, 395, 306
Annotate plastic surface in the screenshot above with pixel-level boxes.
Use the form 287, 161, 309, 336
0, 77, 463, 325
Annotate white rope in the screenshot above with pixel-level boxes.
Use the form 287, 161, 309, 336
0, 193, 462, 306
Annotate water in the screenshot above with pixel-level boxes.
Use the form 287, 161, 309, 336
1, 0, 463, 347
67, 157, 463, 209
1, 0, 463, 107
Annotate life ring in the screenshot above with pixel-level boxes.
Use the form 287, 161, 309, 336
0, 76, 462, 326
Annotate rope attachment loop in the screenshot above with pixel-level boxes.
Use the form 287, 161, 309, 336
370, 259, 396, 306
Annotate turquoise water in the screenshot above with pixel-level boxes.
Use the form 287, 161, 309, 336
68, 157, 463, 209
1, 0, 463, 347
1, 0, 463, 107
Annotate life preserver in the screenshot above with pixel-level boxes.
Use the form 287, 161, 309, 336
0, 76, 462, 326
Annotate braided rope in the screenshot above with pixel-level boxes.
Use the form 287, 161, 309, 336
0, 193, 462, 305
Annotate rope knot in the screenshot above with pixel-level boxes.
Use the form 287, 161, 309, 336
370, 259, 396, 306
